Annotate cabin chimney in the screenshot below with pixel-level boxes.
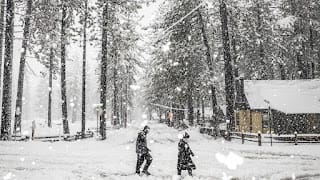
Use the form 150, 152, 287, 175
235, 77, 245, 109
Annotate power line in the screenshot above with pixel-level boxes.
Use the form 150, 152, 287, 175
150, 103, 187, 111
155, 1, 205, 43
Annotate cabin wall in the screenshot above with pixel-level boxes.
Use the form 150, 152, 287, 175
235, 109, 320, 134
273, 112, 320, 134
235, 110, 275, 134
235, 110, 263, 133
251, 111, 262, 133
239, 110, 250, 132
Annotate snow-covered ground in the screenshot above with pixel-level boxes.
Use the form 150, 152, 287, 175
1, 120, 320, 180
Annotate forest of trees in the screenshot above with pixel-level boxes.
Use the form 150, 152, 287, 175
0, 0, 320, 140
145, 0, 320, 131
0, 0, 147, 140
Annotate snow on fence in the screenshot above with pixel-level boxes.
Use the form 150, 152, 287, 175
199, 127, 320, 145
230, 132, 320, 145
11, 131, 94, 142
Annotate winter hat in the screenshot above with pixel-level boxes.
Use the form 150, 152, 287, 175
143, 125, 150, 131
183, 132, 190, 139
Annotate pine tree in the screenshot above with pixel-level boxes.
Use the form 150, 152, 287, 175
97, 0, 142, 130
278, 0, 320, 79
60, 1, 70, 134
29, 0, 60, 128
147, 0, 209, 126
48, 47, 54, 127
14, 0, 33, 134
196, 6, 219, 126
81, 0, 88, 137
100, 0, 108, 139
0, 0, 5, 100
0, 0, 14, 140
220, 0, 234, 131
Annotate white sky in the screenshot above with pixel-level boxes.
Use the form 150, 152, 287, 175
138, 0, 163, 28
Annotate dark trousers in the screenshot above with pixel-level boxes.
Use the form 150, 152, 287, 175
136, 153, 152, 173
177, 160, 196, 176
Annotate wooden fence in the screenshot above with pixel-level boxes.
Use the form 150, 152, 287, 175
11, 131, 94, 142
199, 127, 320, 145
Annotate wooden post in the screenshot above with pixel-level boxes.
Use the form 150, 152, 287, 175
294, 131, 298, 145
269, 105, 272, 147
258, 133, 262, 146
31, 120, 36, 140
242, 133, 244, 144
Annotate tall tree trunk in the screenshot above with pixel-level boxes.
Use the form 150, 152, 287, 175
256, 1, 266, 79
123, 89, 127, 128
100, 1, 108, 140
0, 0, 5, 104
229, 10, 239, 78
48, 48, 53, 127
187, 83, 194, 126
112, 53, 119, 126
0, 0, 14, 140
196, 96, 200, 125
123, 66, 128, 128
158, 108, 162, 123
197, 8, 218, 124
60, 2, 69, 134
290, 0, 307, 79
14, 0, 32, 134
220, 0, 235, 131
81, 0, 88, 136
279, 62, 286, 80
119, 84, 123, 126
201, 97, 205, 122
309, 20, 315, 79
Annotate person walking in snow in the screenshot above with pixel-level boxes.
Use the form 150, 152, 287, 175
177, 132, 196, 176
136, 125, 153, 175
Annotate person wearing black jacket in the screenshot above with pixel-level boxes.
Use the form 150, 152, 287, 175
136, 125, 152, 175
177, 132, 196, 176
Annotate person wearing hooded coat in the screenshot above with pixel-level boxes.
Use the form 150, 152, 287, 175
177, 132, 196, 176
136, 125, 153, 175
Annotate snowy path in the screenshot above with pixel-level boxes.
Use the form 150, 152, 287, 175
1, 120, 320, 180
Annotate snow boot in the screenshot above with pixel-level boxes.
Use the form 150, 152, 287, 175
142, 170, 151, 176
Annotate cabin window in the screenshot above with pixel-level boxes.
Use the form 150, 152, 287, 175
262, 113, 269, 128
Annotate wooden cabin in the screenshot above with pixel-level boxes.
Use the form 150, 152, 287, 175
234, 79, 320, 134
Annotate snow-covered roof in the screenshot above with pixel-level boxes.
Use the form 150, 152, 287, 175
244, 79, 320, 114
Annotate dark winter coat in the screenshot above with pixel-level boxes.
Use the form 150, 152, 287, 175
136, 131, 149, 155
177, 139, 196, 170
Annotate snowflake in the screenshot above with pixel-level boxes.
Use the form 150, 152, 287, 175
142, 114, 147, 119
215, 152, 244, 170
162, 41, 171, 52
175, 87, 182, 92
3, 172, 15, 180
70, 102, 75, 107
221, 172, 233, 180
